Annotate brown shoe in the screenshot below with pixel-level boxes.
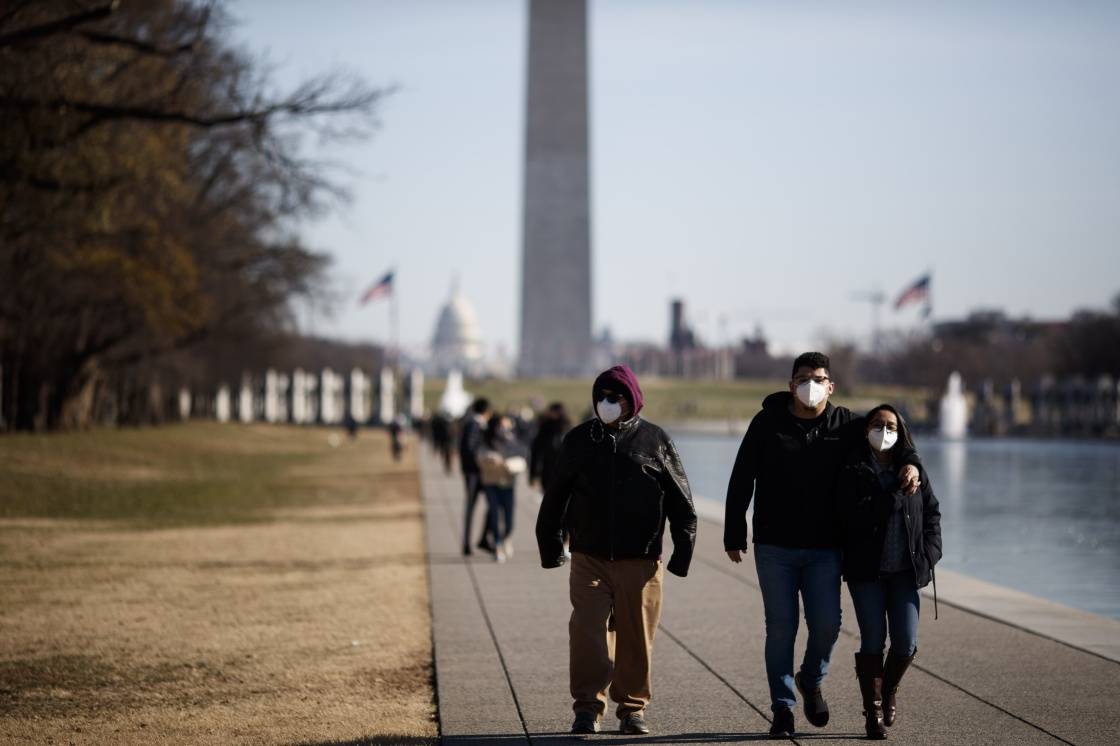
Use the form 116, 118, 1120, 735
855, 653, 887, 740
882, 648, 916, 727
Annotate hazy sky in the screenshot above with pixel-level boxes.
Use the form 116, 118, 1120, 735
230, 0, 1119, 358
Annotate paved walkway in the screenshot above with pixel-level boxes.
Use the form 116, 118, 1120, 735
421, 447, 1120, 745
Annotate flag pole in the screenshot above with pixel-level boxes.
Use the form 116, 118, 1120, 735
390, 268, 402, 418
358, 269, 397, 423
923, 266, 934, 327
390, 279, 399, 369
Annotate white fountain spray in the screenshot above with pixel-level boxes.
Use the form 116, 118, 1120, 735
939, 371, 969, 440
438, 369, 472, 418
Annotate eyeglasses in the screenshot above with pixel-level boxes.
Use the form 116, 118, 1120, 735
792, 375, 831, 385
597, 391, 625, 404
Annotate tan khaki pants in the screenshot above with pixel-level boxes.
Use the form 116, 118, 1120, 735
569, 552, 663, 719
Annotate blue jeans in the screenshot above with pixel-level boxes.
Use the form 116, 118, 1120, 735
484, 485, 515, 542
753, 544, 843, 712
847, 571, 920, 657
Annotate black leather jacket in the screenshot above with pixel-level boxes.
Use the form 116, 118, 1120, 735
535, 417, 697, 576
838, 446, 942, 588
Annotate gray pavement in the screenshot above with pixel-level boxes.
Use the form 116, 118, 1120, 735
422, 446, 1120, 745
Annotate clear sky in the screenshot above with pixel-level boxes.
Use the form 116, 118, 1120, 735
229, 0, 1119, 358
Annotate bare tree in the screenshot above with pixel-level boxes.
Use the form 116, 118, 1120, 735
1, 0, 389, 429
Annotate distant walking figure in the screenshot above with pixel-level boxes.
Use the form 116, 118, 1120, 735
388, 416, 404, 462
839, 404, 941, 739
477, 413, 528, 562
459, 398, 495, 555
536, 365, 696, 736
529, 402, 571, 493
430, 411, 455, 474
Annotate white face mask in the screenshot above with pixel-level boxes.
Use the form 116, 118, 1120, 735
796, 380, 828, 408
868, 427, 898, 451
596, 399, 623, 424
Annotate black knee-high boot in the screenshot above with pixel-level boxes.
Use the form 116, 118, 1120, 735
882, 648, 915, 727
854, 653, 887, 740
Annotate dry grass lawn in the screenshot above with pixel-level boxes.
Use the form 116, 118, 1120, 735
0, 423, 437, 745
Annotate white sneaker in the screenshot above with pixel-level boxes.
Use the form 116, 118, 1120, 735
502, 540, 514, 559
495, 545, 507, 563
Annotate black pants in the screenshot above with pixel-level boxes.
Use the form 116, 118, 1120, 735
462, 472, 492, 550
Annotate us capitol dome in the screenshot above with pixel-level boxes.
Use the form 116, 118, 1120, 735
430, 284, 484, 376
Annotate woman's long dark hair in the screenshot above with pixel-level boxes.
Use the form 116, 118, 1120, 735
865, 403, 916, 465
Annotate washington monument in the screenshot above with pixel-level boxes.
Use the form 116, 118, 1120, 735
518, 0, 593, 378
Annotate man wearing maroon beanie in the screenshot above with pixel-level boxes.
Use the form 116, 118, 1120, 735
536, 364, 697, 736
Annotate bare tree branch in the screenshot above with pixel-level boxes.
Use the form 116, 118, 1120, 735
0, 1, 118, 48
0, 91, 382, 128
76, 29, 194, 56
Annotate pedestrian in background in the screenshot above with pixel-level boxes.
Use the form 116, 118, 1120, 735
459, 398, 495, 555
530, 401, 571, 494
478, 413, 528, 562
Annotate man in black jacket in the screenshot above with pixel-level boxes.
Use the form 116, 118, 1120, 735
459, 397, 493, 555
537, 365, 697, 737
724, 352, 919, 737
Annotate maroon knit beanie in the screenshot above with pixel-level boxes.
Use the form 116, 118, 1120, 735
592, 364, 644, 417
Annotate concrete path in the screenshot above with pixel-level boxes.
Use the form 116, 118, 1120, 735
422, 447, 1120, 745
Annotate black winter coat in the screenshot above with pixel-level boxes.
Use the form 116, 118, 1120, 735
838, 446, 942, 588
458, 415, 485, 474
535, 417, 697, 576
724, 392, 921, 550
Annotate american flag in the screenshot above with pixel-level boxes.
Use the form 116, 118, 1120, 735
894, 274, 931, 310
359, 271, 394, 305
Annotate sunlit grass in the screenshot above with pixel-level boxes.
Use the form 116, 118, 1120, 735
0, 422, 394, 527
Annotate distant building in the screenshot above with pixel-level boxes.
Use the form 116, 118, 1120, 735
430, 285, 484, 377
734, 326, 784, 378
603, 299, 779, 381
933, 309, 1066, 346
591, 327, 617, 373
669, 299, 699, 353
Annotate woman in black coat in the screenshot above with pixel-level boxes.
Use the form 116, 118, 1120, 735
839, 404, 941, 740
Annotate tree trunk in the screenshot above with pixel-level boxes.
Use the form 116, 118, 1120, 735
58, 355, 102, 429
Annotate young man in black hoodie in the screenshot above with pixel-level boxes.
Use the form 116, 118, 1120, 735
537, 365, 697, 737
723, 352, 919, 737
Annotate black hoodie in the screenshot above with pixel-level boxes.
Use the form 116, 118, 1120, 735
723, 391, 918, 550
